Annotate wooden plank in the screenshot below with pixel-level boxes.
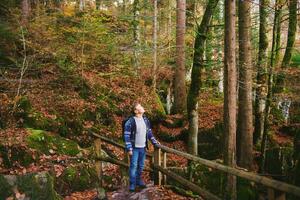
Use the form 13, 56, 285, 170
154, 148, 162, 185
268, 188, 275, 200
92, 134, 300, 197
276, 192, 286, 200
92, 132, 153, 157
162, 151, 167, 185
96, 156, 153, 172
94, 138, 103, 187
157, 144, 300, 197
155, 165, 221, 200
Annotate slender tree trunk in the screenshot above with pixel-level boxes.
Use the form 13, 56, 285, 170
79, 0, 85, 11
274, 0, 283, 65
187, 0, 219, 156
167, 0, 172, 58
253, 0, 269, 145
133, 0, 141, 74
260, 0, 280, 173
281, 0, 297, 67
123, 0, 126, 12
173, 0, 187, 114
95, 0, 101, 10
224, 0, 237, 198
21, 0, 31, 25
152, 0, 158, 90
237, 0, 253, 170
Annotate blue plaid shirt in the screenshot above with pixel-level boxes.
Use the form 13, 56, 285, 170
124, 116, 158, 151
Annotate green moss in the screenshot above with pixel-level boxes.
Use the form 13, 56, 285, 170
56, 166, 98, 193
17, 172, 62, 200
0, 175, 13, 198
265, 147, 294, 181
26, 129, 80, 156
0, 145, 35, 168
198, 122, 223, 159
237, 178, 257, 200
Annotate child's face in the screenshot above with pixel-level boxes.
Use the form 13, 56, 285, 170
135, 104, 145, 115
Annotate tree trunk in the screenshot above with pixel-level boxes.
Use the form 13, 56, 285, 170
274, 0, 283, 65
173, 0, 187, 114
21, 0, 31, 25
167, 0, 172, 58
260, 0, 280, 173
237, 0, 253, 170
79, 0, 85, 11
152, 0, 158, 90
187, 0, 219, 156
186, 0, 196, 27
95, 0, 101, 10
123, 0, 126, 12
224, 0, 237, 198
133, 0, 141, 74
253, 0, 269, 145
281, 0, 297, 67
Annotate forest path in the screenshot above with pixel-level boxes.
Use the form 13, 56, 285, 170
108, 183, 159, 200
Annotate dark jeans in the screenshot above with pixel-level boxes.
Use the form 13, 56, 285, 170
129, 147, 146, 189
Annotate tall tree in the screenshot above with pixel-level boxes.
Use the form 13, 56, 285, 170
173, 0, 187, 113
133, 0, 141, 74
79, 0, 85, 11
274, 0, 284, 65
21, 0, 30, 25
224, 0, 237, 198
253, 0, 269, 145
237, 0, 253, 169
281, 0, 297, 67
260, 0, 281, 172
95, 0, 102, 10
152, 0, 158, 89
187, 0, 219, 156
167, 0, 173, 58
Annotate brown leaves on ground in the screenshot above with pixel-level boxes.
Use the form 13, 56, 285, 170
64, 189, 97, 200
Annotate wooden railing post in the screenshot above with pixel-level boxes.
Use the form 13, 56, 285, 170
154, 148, 162, 185
276, 192, 286, 200
121, 148, 130, 185
162, 151, 167, 185
94, 138, 103, 187
268, 188, 275, 200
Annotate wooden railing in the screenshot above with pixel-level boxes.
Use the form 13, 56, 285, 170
92, 132, 300, 200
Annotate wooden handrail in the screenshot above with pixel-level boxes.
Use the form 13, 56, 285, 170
92, 133, 300, 198
92, 132, 153, 157
155, 165, 221, 200
156, 144, 300, 197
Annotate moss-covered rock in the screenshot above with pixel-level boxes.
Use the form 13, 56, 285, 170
55, 165, 98, 194
26, 129, 80, 156
198, 122, 223, 160
0, 175, 13, 198
0, 172, 62, 200
265, 147, 294, 181
0, 144, 35, 168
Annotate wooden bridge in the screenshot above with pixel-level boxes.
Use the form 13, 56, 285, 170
92, 132, 300, 200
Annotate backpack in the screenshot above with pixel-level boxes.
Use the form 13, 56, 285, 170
122, 115, 134, 143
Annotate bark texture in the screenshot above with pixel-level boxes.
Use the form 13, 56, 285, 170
237, 0, 253, 170
254, 0, 269, 145
187, 0, 219, 156
281, 0, 297, 67
224, 0, 237, 198
173, 0, 187, 113
21, 0, 31, 25
133, 0, 141, 74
